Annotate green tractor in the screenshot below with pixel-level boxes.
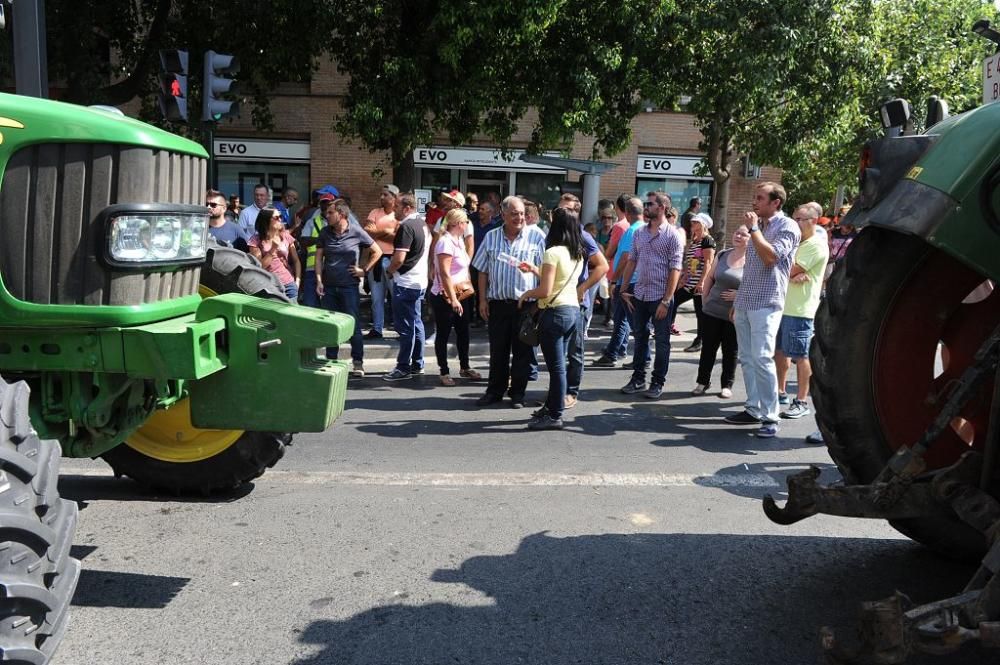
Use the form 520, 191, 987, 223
763, 31, 1000, 664
0, 93, 352, 663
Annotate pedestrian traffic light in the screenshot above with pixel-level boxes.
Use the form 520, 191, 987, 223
202, 50, 240, 122
157, 49, 188, 121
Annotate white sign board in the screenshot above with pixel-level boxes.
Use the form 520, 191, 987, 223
414, 189, 432, 213
214, 138, 310, 162
635, 154, 709, 180
413, 147, 564, 173
985, 53, 1000, 105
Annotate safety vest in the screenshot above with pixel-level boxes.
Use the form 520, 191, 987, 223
303, 211, 325, 270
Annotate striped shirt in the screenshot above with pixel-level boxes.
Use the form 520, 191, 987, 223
471, 224, 547, 301
735, 212, 801, 312
629, 223, 684, 302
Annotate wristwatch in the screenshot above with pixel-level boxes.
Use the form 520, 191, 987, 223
749, 225, 760, 233
660, 299, 671, 307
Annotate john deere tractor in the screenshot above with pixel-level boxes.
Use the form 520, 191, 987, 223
762, 29, 1000, 663
0, 93, 352, 663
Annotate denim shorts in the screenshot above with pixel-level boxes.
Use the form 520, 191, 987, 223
776, 315, 814, 359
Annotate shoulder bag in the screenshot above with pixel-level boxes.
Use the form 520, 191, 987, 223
518, 258, 580, 346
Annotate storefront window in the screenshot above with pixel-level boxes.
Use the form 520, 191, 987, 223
419, 169, 459, 191
514, 173, 565, 212
216, 162, 310, 209
636, 178, 712, 211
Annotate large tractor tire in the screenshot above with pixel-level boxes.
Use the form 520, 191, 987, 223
101, 245, 294, 495
811, 227, 1000, 560
0, 378, 80, 664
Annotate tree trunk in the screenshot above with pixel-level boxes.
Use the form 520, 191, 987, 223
711, 174, 732, 247
392, 147, 416, 192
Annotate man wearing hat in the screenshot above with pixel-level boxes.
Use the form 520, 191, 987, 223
668, 212, 716, 353
363, 184, 401, 338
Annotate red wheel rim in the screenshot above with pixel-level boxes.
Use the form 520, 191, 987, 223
874, 248, 1000, 470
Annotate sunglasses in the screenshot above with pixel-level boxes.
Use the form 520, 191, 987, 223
206, 202, 222, 207
272, 214, 282, 220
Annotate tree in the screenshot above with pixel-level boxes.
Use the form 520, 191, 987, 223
647, 0, 875, 238
782, 0, 999, 213
328, 0, 676, 188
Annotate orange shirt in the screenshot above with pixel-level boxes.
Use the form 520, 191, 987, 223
366, 208, 399, 254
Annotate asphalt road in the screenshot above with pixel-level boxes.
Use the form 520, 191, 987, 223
53, 316, 992, 665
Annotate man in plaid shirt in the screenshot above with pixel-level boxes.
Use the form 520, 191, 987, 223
724, 182, 800, 438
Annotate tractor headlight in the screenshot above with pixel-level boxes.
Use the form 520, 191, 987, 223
103, 204, 209, 268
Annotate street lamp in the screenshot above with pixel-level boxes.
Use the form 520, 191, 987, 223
972, 19, 1000, 52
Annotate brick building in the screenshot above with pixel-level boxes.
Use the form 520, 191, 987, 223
210, 59, 775, 236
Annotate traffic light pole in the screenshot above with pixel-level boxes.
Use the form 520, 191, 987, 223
12, 0, 49, 98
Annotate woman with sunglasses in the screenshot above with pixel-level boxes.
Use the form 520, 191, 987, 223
248, 207, 301, 300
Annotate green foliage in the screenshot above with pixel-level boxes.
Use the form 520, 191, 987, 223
328, 0, 675, 167
783, 0, 999, 211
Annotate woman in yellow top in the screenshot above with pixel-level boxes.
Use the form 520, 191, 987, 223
518, 207, 585, 430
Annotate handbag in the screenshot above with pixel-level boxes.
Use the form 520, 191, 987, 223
517, 258, 580, 346
454, 280, 475, 302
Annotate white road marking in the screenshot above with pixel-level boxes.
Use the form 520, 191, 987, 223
61, 468, 781, 488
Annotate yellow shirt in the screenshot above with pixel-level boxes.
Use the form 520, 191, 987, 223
539, 246, 583, 309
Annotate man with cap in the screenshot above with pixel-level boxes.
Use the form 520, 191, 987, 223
363, 184, 401, 338
299, 191, 338, 307
670, 211, 716, 353
237, 183, 272, 238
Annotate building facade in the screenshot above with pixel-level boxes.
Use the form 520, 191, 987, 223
210, 59, 777, 234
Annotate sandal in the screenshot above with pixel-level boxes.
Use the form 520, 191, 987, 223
440, 374, 456, 386
459, 368, 482, 380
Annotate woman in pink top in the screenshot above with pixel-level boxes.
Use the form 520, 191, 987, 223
430, 209, 482, 385
248, 207, 301, 300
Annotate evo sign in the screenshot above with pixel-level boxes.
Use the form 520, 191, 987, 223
214, 138, 310, 162
636, 154, 708, 179
413, 147, 564, 172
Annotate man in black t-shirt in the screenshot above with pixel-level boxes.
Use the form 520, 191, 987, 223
384, 193, 431, 381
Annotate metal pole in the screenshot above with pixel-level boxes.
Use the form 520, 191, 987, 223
580, 173, 600, 226
12, 0, 49, 98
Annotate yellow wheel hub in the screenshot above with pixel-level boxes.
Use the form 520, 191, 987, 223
126, 398, 244, 463
124, 281, 245, 463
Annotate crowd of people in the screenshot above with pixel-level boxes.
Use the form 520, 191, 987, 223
205, 180, 851, 436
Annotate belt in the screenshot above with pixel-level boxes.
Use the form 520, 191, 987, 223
489, 299, 519, 305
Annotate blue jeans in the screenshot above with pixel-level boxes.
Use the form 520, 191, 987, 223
321, 285, 363, 362
301, 270, 319, 307
393, 283, 425, 373
367, 256, 392, 334
630, 299, 672, 387
567, 306, 585, 397
539, 306, 578, 419
283, 281, 298, 301
603, 285, 632, 359
734, 306, 783, 422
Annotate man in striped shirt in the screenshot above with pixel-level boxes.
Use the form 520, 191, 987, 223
471, 196, 547, 408
724, 182, 801, 438
617, 191, 684, 400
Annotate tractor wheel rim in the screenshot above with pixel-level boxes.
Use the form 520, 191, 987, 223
125, 398, 243, 462
873, 248, 1000, 470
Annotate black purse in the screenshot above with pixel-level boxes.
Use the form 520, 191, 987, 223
517, 259, 580, 346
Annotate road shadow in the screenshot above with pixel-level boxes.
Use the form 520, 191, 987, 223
695, 461, 842, 501
59, 474, 255, 505
71, 567, 189, 609
291, 531, 989, 665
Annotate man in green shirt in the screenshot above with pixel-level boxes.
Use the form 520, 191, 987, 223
776, 202, 829, 419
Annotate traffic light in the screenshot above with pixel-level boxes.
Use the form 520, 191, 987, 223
202, 50, 240, 122
157, 49, 188, 121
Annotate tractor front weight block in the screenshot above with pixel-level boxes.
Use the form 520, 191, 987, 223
188, 293, 353, 432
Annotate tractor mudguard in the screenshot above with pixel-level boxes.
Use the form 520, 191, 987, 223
187, 293, 353, 432
848, 101, 1000, 283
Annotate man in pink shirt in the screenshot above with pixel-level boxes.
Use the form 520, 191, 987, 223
363, 184, 401, 338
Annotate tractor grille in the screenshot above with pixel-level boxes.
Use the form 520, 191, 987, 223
0, 143, 206, 306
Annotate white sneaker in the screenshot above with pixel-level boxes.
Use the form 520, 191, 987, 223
691, 384, 708, 396
351, 361, 365, 378
719, 387, 733, 399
